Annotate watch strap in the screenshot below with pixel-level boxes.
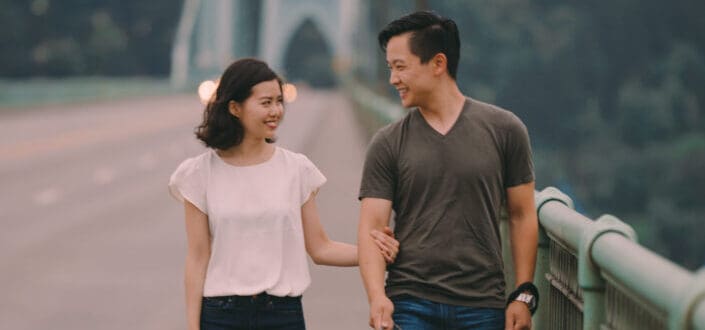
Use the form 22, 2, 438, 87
506, 282, 539, 315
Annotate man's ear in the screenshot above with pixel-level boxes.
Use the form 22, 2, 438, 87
228, 100, 241, 118
432, 53, 448, 76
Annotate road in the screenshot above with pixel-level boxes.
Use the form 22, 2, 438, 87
0, 88, 374, 329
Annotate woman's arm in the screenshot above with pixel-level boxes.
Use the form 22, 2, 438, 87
183, 200, 211, 330
301, 194, 398, 266
302, 194, 357, 266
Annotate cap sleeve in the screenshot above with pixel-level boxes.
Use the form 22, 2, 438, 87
168, 155, 208, 214
299, 155, 327, 205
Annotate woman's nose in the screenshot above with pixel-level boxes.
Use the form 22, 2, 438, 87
272, 102, 284, 117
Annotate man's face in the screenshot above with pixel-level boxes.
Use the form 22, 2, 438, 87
385, 32, 435, 108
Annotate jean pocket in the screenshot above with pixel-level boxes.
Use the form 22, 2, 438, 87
202, 297, 227, 309
270, 298, 303, 313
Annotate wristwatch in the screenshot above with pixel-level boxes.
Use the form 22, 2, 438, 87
514, 292, 536, 310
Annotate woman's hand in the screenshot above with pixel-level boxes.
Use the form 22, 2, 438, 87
370, 226, 399, 264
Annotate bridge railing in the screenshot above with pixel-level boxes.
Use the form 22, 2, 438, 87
342, 77, 705, 330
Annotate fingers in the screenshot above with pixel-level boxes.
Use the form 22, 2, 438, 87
371, 230, 398, 263
371, 310, 393, 330
373, 239, 394, 263
505, 308, 514, 330
369, 297, 395, 330
379, 310, 394, 330
505, 304, 531, 330
383, 226, 395, 238
371, 230, 400, 252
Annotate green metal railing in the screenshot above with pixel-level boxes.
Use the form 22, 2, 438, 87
344, 78, 705, 330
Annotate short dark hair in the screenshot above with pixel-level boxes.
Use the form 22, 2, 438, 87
196, 58, 282, 149
378, 11, 460, 79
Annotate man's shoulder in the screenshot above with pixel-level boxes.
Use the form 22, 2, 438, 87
468, 98, 526, 129
371, 110, 413, 142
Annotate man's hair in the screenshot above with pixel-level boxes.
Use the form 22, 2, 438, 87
378, 11, 460, 79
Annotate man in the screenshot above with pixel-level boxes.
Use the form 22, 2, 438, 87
357, 11, 539, 330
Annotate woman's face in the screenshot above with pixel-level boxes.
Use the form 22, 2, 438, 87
230, 79, 284, 141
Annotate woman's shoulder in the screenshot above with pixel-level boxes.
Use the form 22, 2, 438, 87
275, 146, 307, 161
274, 147, 318, 170
174, 149, 213, 175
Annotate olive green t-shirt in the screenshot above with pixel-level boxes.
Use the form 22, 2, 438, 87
359, 97, 534, 308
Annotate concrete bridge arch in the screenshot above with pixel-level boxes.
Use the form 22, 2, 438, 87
171, 0, 364, 87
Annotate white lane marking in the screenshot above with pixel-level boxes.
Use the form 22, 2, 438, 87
33, 187, 62, 206
93, 168, 116, 185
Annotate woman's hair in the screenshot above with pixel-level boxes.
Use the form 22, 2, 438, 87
196, 58, 282, 149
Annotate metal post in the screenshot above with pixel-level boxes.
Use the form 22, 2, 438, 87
579, 214, 637, 330
534, 187, 575, 329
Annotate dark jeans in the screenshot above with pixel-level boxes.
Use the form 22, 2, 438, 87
391, 295, 505, 330
200, 293, 305, 330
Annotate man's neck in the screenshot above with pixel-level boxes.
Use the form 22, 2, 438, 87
417, 81, 466, 134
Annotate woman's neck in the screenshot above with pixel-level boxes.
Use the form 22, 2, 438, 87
217, 138, 274, 166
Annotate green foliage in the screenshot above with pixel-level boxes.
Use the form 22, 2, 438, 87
369, 0, 705, 269
0, 0, 181, 77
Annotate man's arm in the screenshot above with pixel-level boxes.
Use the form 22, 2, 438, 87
505, 181, 538, 329
507, 181, 538, 285
358, 197, 395, 330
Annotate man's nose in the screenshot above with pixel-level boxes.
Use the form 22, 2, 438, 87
389, 71, 400, 85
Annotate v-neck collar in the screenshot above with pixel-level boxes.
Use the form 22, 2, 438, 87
415, 98, 471, 138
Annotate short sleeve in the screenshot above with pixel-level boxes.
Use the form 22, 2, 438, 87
168, 156, 208, 213
359, 130, 396, 201
504, 117, 535, 188
299, 155, 327, 205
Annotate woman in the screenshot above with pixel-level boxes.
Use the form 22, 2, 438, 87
168, 58, 399, 330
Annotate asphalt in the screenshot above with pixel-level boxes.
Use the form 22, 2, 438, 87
0, 87, 376, 329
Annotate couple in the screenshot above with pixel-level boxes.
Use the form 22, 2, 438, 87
169, 11, 538, 330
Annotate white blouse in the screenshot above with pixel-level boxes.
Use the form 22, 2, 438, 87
168, 147, 326, 297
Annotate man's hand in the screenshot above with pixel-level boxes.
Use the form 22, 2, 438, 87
505, 301, 532, 330
369, 295, 395, 330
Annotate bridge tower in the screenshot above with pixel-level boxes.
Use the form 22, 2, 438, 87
171, 0, 377, 88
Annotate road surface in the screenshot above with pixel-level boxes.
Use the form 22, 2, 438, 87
0, 87, 375, 329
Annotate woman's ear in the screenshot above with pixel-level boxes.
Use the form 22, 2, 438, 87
228, 100, 241, 118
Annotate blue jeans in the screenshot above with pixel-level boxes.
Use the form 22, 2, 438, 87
391, 295, 505, 330
200, 294, 305, 330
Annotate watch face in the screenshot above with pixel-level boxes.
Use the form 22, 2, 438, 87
516, 293, 536, 309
